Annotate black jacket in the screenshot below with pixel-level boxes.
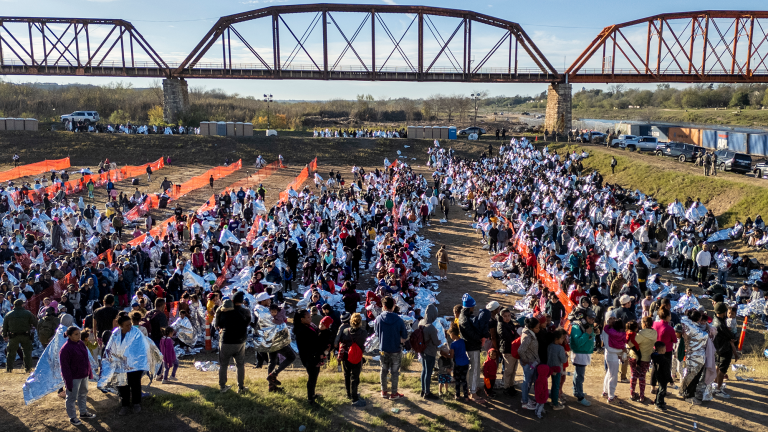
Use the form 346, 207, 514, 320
458, 308, 483, 351
295, 322, 323, 366
497, 319, 519, 354
213, 304, 251, 344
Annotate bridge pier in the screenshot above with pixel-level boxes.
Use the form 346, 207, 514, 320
544, 83, 571, 134
163, 78, 189, 124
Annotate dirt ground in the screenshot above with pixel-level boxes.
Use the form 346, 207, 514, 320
0, 133, 767, 431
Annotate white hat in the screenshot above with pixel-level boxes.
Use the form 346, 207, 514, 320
254, 292, 273, 302
486, 301, 501, 311
619, 294, 634, 305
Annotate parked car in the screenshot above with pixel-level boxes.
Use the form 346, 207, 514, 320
60, 111, 100, 124
458, 126, 486, 136
753, 160, 768, 179
714, 149, 752, 173
576, 131, 607, 143
655, 142, 706, 162
610, 134, 637, 148
620, 136, 659, 152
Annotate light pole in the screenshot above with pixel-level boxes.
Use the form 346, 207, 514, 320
471, 93, 480, 125
263, 94, 273, 128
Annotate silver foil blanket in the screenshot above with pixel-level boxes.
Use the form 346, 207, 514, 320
98, 326, 163, 390
171, 317, 196, 346
253, 304, 291, 353
678, 317, 707, 399
23, 325, 99, 405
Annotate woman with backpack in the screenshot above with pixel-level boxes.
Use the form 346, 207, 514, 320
338, 312, 367, 407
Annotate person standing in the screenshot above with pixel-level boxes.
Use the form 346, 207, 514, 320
611, 156, 617, 174
419, 304, 440, 399
712, 302, 738, 398
146, 165, 153, 183
696, 244, 712, 288
436, 245, 449, 280
458, 294, 484, 403
712, 152, 718, 177
497, 308, 519, 396
93, 294, 119, 348
704, 152, 711, 176
294, 309, 324, 404
2, 299, 38, 373
569, 309, 596, 406
59, 326, 96, 425
110, 315, 145, 415
338, 313, 367, 407
374, 296, 408, 400
213, 292, 251, 394
209, 175, 215, 189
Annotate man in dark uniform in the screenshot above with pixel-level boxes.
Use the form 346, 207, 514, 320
2, 299, 38, 373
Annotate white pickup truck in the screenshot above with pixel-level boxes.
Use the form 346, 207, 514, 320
60, 111, 100, 124
619, 136, 660, 152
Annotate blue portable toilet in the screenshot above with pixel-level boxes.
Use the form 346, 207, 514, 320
448, 126, 457, 140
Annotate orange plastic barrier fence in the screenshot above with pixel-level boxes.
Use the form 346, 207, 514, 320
197, 160, 282, 215
26, 270, 78, 312
121, 157, 165, 179
0, 157, 70, 183
215, 257, 234, 288
278, 157, 316, 203
125, 160, 242, 221
500, 213, 574, 330
10, 157, 165, 206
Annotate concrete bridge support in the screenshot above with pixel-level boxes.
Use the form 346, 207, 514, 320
163, 78, 189, 124
544, 83, 571, 134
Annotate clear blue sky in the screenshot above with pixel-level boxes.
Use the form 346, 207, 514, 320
0, 0, 757, 99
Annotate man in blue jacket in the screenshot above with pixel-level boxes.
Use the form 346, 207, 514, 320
374, 296, 408, 400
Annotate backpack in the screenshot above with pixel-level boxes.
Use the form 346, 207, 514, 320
510, 336, 522, 360
347, 341, 363, 364
409, 325, 426, 354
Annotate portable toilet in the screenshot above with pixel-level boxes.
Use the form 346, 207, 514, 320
243, 123, 253, 136
14, 118, 24, 130
0, 119, 5, 131
5, 118, 14, 131
439, 126, 449, 139
414, 127, 423, 139
24, 119, 36, 131
235, 122, 244, 136
424, 126, 433, 139
216, 121, 227, 136
407, 126, 416, 138
448, 126, 457, 140
226, 122, 235, 136
199, 122, 209, 135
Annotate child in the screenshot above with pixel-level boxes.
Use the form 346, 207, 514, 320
482, 348, 499, 398
448, 325, 470, 401
131, 311, 148, 337
81, 329, 100, 362
650, 341, 672, 411
673, 324, 684, 381
547, 329, 567, 410
159, 327, 179, 384
642, 292, 653, 318
437, 347, 454, 397
603, 318, 626, 404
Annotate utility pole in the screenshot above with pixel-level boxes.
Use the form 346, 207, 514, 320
263, 94, 273, 128
471, 93, 480, 125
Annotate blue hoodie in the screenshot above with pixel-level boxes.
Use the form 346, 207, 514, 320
374, 311, 408, 354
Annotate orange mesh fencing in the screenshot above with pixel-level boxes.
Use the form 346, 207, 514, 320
0, 157, 70, 183
197, 160, 282, 215
121, 157, 165, 179
278, 157, 316, 203
11, 157, 166, 206
215, 257, 234, 288
125, 160, 242, 221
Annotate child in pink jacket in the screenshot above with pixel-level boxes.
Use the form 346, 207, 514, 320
159, 327, 178, 384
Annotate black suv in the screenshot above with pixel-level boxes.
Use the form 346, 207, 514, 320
714, 149, 752, 173
655, 142, 705, 162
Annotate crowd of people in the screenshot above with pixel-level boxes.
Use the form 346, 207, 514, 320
313, 128, 405, 138
62, 120, 198, 135
3, 135, 767, 427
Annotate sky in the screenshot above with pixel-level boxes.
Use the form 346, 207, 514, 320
0, 0, 761, 99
